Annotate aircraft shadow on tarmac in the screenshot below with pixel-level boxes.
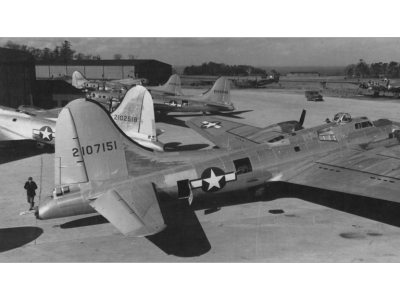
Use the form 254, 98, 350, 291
284, 183, 400, 229
0, 141, 54, 165
53, 180, 400, 257
59, 215, 109, 229
146, 189, 211, 257
164, 142, 210, 151
0, 226, 43, 253
247, 182, 400, 229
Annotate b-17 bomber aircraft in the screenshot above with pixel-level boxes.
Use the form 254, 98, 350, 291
0, 105, 57, 148
72, 71, 147, 91
186, 110, 306, 149
34, 99, 400, 252
149, 75, 235, 115
232, 69, 280, 89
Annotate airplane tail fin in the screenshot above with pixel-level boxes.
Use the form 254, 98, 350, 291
111, 86, 164, 151
158, 74, 182, 95
198, 77, 231, 105
72, 71, 89, 89
55, 99, 128, 185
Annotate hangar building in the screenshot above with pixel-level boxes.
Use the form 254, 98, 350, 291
0, 47, 36, 108
35, 59, 172, 86
287, 72, 321, 77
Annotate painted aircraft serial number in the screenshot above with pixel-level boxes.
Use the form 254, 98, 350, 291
72, 141, 117, 157
214, 90, 228, 94
113, 115, 138, 122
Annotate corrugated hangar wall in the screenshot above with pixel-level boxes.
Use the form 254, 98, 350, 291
35, 60, 172, 85
0, 48, 36, 108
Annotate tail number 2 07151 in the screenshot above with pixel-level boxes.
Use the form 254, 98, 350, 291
72, 141, 117, 157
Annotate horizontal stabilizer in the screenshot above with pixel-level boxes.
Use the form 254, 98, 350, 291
89, 183, 166, 236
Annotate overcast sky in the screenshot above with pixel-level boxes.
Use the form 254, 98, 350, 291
1, 37, 399, 67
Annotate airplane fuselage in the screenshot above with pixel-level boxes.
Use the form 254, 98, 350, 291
37, 116, 398, 220
152, 93, 234, 113
0, 106, 56, 145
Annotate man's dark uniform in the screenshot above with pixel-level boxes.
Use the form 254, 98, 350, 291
24, 177, 38, 210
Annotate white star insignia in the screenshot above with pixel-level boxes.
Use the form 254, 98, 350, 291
203, 169, 224, 191
201, 121, 222, 129
41, 127, 52, 140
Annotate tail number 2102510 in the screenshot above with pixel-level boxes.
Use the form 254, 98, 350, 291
72, 141, 117, 157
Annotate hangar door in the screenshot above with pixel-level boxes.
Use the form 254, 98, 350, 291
123, 66, 136, 78
49, 66, 68, 78
85, 66, 104, 79
36, 65, 50, 78
104, 66, 123, 80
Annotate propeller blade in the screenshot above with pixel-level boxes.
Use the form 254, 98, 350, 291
299, 109, 306, 126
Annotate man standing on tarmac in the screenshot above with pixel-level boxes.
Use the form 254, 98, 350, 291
24, 177, 38, 210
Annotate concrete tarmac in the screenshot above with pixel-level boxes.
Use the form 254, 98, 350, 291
2, 89, 400, 262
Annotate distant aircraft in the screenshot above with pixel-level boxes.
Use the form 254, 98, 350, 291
86, 89, 126, 111
357, 79, 391, 97
0, 105, 56, 149
146, 74, 183, 96
149, 75, 235, 115
85, 75, 184, 111
232, 69, 280, 88
71, 71, 147, 91
185, 110, 306, 149
387, 82, 400, 99
35, 99, 400, 251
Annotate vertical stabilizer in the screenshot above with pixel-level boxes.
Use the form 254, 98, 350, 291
72, 71, 88, 89
198, 77, 231, 105
157, 74, 182, 95
58, 99, 128, 183
111, 86, 164, 151
55, 106, 88, 185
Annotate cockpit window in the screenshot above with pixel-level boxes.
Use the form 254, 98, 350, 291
333, 112, 352, 123
62, 186, 70, 194
267, 136, 285, 143
55, 187, 63, 197
361, 121, 373, 128
355, 121, 373, 130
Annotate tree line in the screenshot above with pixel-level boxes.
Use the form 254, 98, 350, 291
3, 40, 138, 62
345, 59, 400, 79
183, 62, 268, 76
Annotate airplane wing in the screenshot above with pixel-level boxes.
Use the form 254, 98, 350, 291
186, 116, 282, 149
285, 146, 400, 203
88, 181, 166, 237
